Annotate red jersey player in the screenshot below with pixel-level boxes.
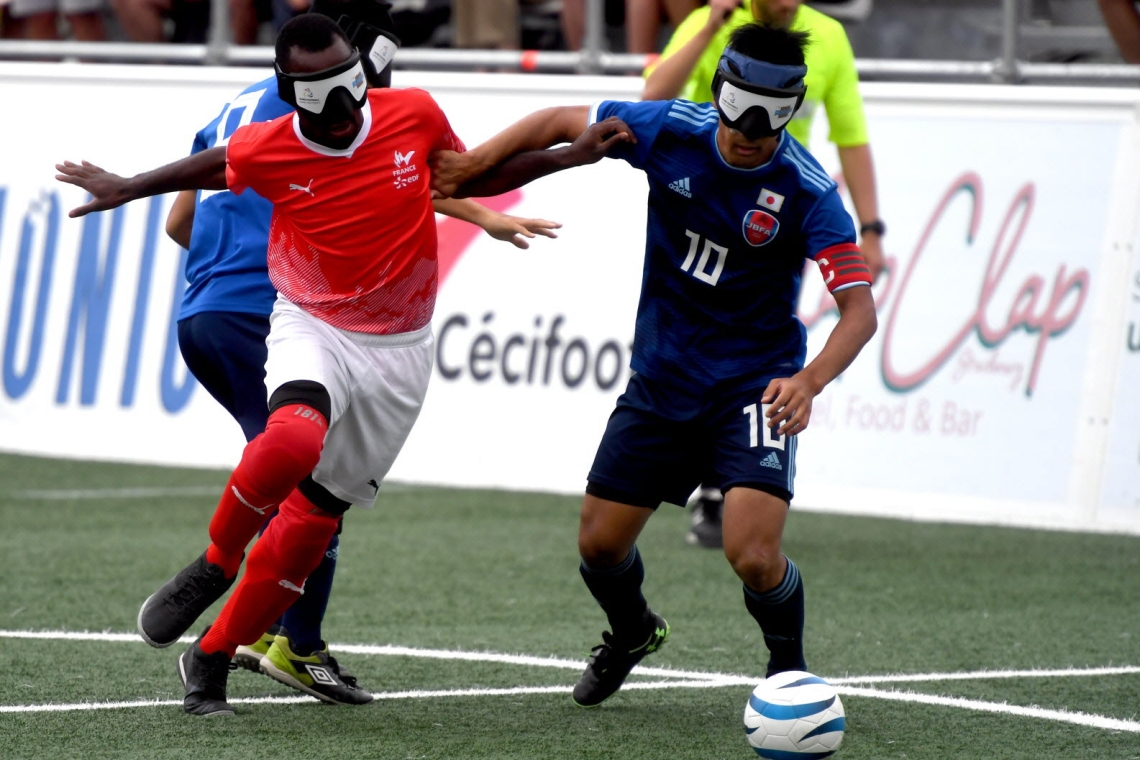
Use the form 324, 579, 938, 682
58, 13, 511, 717
58, 12, 627, 716
226, 83, 461, 335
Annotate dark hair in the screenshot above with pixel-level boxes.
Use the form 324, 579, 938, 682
275, 14, 351, 70
726, 23, 809, 68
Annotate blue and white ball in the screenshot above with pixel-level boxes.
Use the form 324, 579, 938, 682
743, 671, 846, 758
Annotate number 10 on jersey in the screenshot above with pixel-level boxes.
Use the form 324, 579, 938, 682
682, 230, 728, 286
744, 403, 785, 450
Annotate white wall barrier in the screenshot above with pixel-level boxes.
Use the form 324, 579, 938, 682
0, 63, 1137, 534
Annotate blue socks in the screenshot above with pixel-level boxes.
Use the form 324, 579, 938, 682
279, 533, 339, 656
580, 545, 650, 642
743, 557, 807, 677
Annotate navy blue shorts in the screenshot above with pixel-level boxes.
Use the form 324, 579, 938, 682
178, 311, 271, 443
587, 372, 798, 509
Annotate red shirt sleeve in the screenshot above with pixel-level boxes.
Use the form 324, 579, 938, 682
411, 88, 466, 154
224, 121, 264, 195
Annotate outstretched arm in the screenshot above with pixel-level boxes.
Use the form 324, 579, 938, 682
437, 116, 635, 199
55, 146, 228, 218
641, 0, 736, 101
432, 198, 562, 249
432, 106, 592, 197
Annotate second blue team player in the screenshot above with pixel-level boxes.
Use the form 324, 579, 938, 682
430, 22, 878, 707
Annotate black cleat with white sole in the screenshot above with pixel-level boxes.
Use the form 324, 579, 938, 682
138, 552, 235, 648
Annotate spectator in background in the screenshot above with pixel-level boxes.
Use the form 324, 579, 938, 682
452, 0, 517, 49
7, 0, 106, 40
451, 0, 561, 51
561, 0, 583, 49
111, 0, 211, 42
625, 0, 699, 54
111, 0, 291, 43
1, 5, 26, 38
1098, 0, 1140, 62
643, 0, 885, 549
388, 0, 450, 47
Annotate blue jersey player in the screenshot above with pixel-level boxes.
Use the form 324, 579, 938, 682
430, 22, 877, 707
162, 0, 561, 708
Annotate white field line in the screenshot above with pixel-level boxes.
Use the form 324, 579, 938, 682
837, 686, 1140, 733
5, 630, 1139, 685
829, 666, 1140, 685
9, 487, 222, 500
2, 629, 1138, 734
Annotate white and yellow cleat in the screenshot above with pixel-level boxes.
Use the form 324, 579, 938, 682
260, 633, 374, 705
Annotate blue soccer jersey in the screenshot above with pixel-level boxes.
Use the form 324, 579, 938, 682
591, 99, 864, 391
179, 76, 293, 320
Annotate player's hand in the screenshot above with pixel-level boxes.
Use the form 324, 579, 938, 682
761, 373, 821, 438
485, 215, 562, 249
55, 160, 134, 218
563, 117, 635, 167
430, 150, 484, 199
706, 0, 740, 31
859, 234, 886, 283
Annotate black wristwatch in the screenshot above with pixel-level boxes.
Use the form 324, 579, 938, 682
859, 219, 886, 237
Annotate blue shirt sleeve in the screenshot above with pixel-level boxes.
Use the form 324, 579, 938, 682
590, 99, 673, 170
192, 77, 292, 156
803, 188, 857, 259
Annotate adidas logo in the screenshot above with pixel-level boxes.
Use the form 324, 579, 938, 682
759, 452, 783, 470
668, 177, 692, 198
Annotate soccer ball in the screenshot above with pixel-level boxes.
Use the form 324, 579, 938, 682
743, 670, 846, 758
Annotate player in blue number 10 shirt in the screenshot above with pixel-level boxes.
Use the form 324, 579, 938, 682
430, 22, 877, 707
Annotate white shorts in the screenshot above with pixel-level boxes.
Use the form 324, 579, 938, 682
264, 296, 433, 508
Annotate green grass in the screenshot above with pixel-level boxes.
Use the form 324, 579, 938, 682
0, 452, 1138, 759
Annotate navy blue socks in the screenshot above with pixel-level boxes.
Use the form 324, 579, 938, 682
580, 545, 650, 641
743, 556, 807, 677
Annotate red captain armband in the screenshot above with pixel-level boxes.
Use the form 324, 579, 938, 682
814, 243, 872, 293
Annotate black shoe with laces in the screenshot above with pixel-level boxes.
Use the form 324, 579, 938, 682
572, 612, 670, 708
138, 552, 235, 648
178, 632, 235, 717
684, 492, 724, 549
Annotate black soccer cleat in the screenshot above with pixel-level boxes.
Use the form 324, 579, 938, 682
572, 612, 670, 708
684, 491, 723, 549
178, 634, 235, 717
138, 552, 235, 648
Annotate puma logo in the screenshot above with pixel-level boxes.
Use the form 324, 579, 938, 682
289, 179, 315, 196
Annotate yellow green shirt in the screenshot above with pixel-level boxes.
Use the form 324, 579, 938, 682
649, 4, 868, 148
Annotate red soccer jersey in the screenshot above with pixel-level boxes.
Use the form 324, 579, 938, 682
225, 87, 465, 335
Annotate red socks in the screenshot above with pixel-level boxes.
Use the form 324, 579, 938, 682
205, 403, 327, 578
201, 489, 343, 656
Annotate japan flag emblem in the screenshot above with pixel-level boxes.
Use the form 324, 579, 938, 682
742, 209, 779, 247
757, 188, 784, 212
